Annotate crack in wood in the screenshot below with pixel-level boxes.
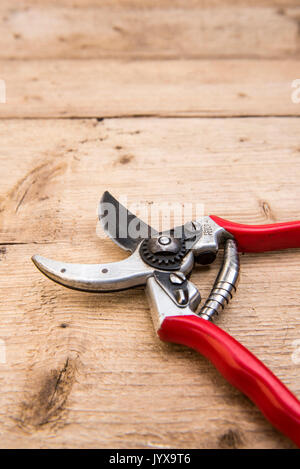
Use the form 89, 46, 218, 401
218, 428, 245, 449
260, 200, 277, 222
16, 357, 77, 433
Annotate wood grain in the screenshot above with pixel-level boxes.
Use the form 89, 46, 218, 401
0, 59, 300, 118
0, 0, 300, 450
0, 2, 299, 59
0, 117, 299, 448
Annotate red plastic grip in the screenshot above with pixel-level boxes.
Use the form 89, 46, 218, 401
210, 215, 300, 252
158, 315, 300, 447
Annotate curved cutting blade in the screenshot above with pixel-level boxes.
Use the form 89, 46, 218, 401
99, 191, 158, 252
32, 249, 154, 292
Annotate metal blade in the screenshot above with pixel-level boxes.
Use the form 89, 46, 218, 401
32, 249, 154, 292
99, 191, 158, 253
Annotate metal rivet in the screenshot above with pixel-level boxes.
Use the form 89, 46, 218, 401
185, 220, 202, 232
170, 273, 185, 285
175, 288, 189, 305
176, 272, 186, 281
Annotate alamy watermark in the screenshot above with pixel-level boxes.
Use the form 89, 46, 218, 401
96, 196, 205, 246
291, 79, 300, 104
0, 339, 6, 364
0, 80, 6, 103
291, 339, 300, 365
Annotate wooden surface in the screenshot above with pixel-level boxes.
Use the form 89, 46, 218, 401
0, 0, 299, 449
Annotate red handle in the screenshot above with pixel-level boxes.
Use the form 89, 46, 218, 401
158, 315, 300, 447
210, 215, 300, 252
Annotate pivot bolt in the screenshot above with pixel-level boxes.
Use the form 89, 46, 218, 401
158, 236, 171, 246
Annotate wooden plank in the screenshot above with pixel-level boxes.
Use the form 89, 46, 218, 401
0, 117, 299, 448
0, 2, 299, 59
7, 1, 299, 7
0, 59, 300, 118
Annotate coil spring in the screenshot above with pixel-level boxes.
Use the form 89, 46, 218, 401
199, 239, 240, 321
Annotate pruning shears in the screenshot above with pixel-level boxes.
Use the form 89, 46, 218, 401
32, 191, 300, 446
